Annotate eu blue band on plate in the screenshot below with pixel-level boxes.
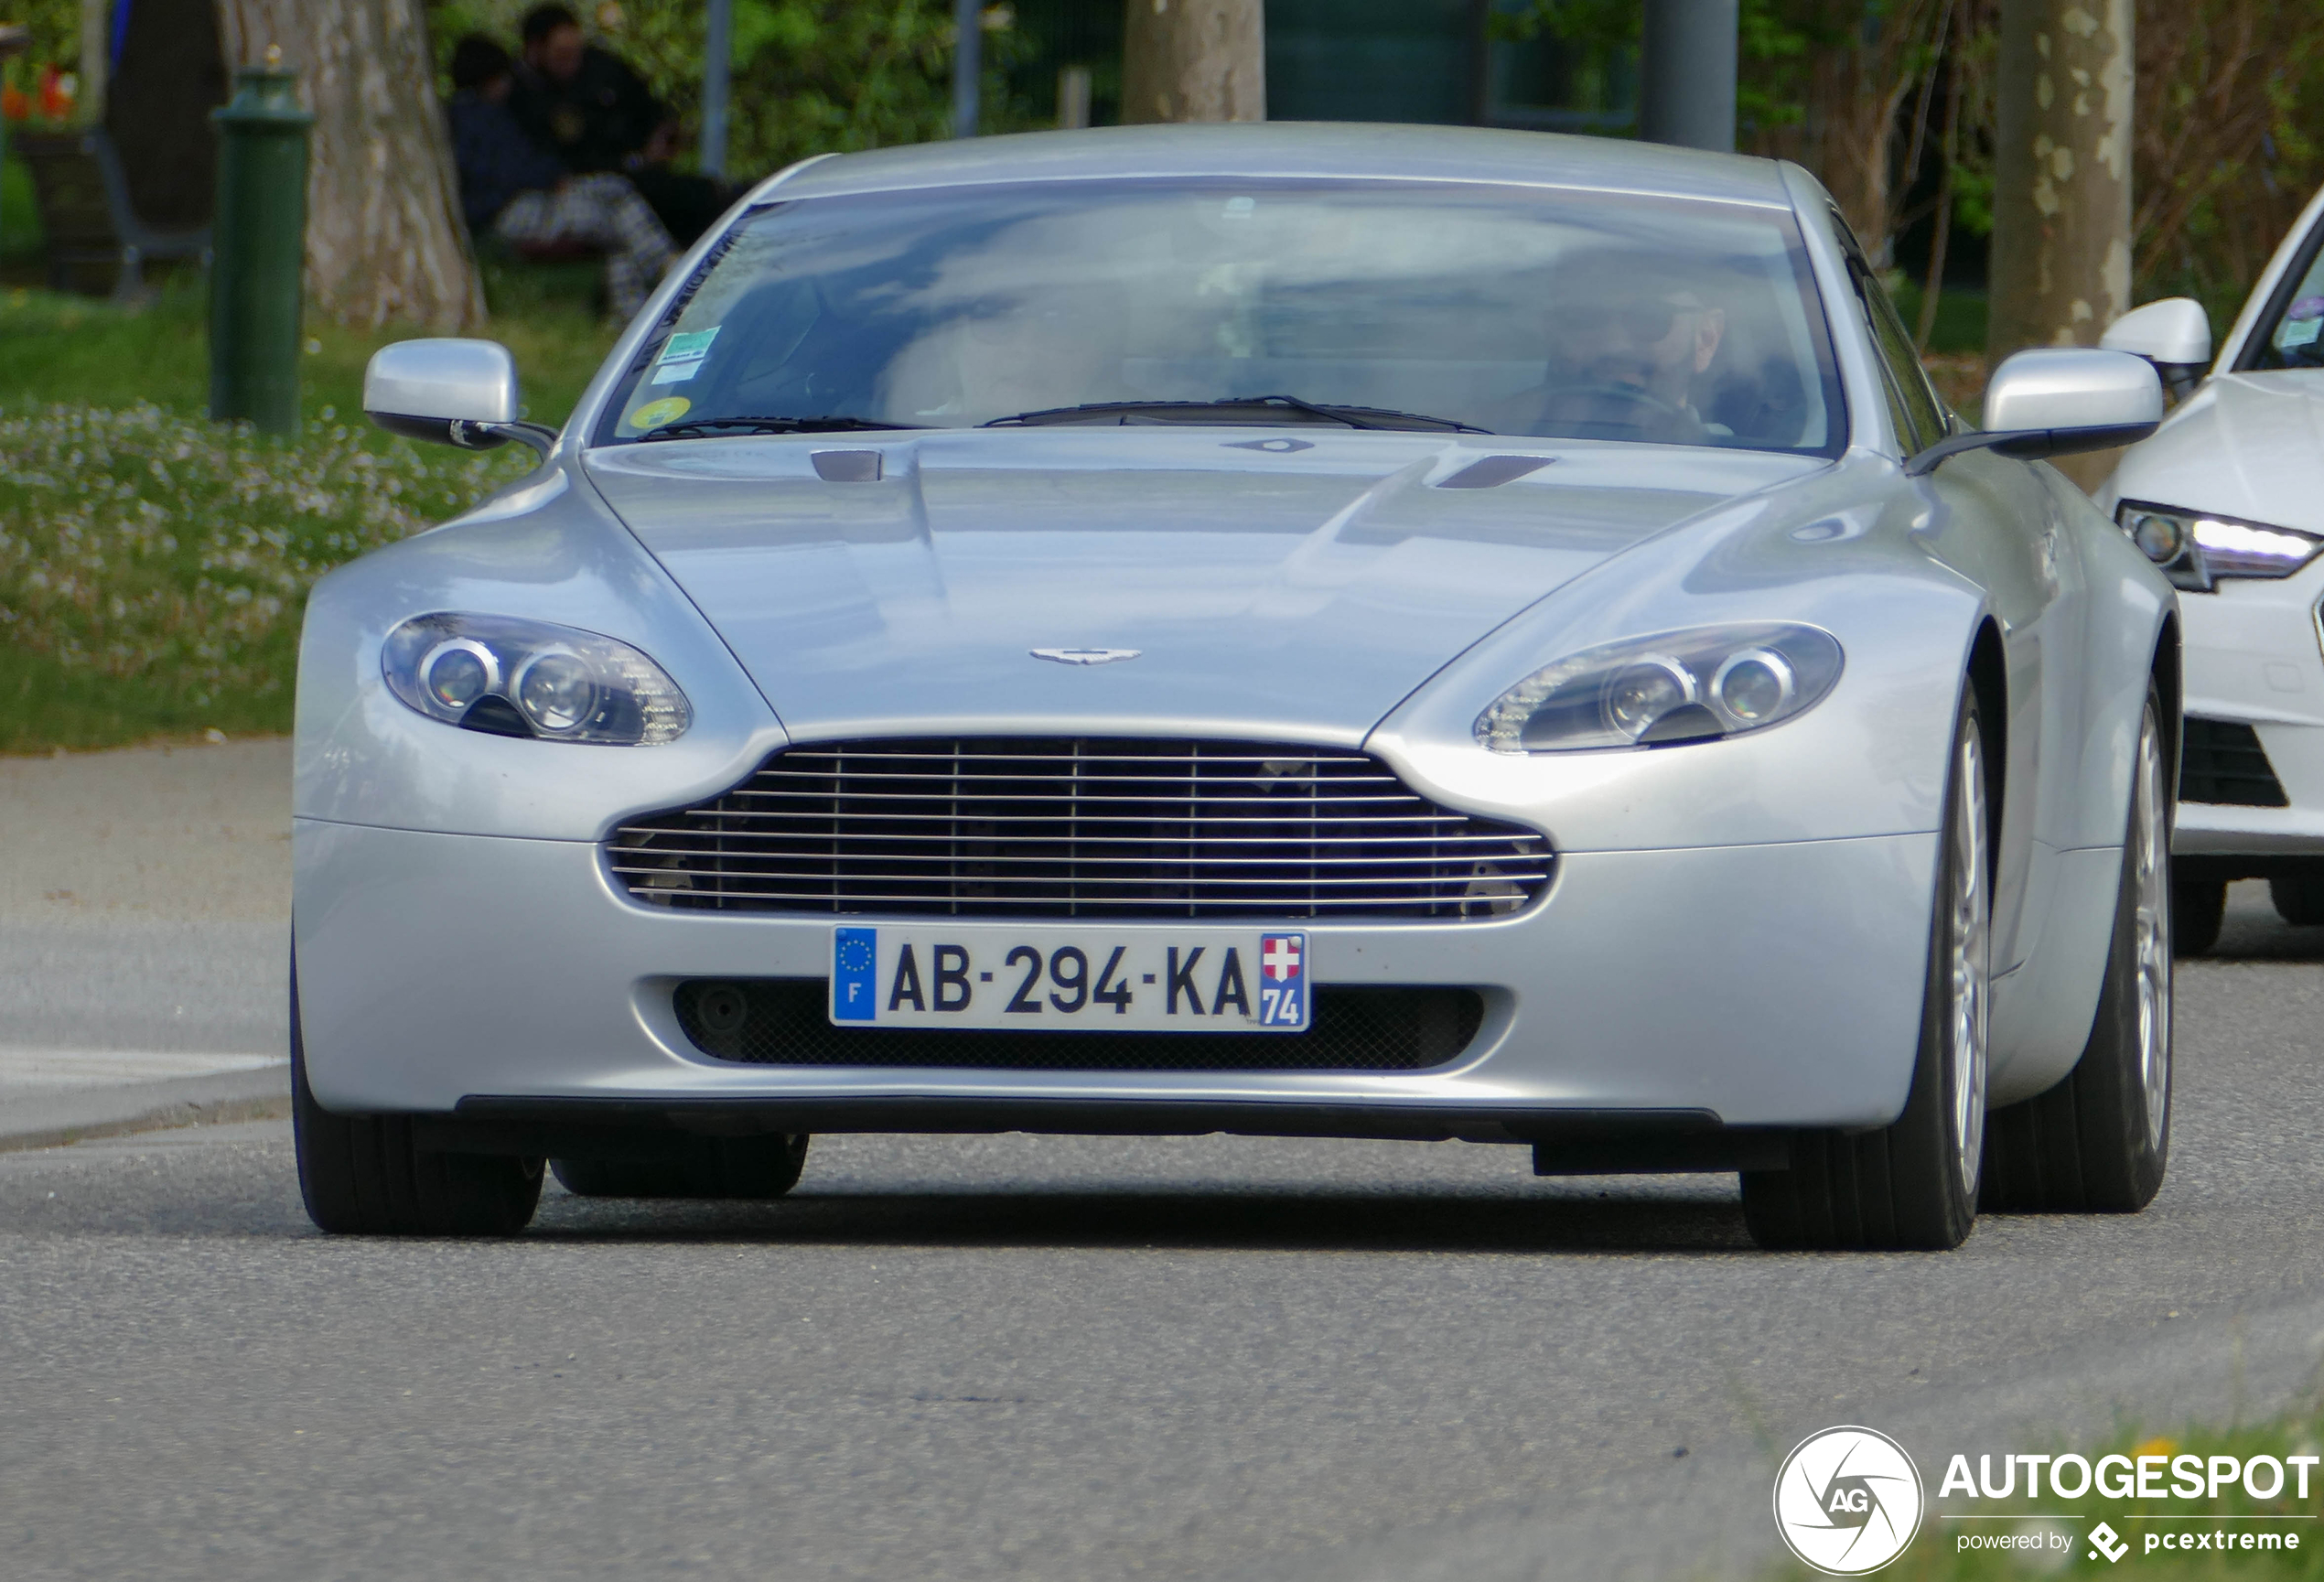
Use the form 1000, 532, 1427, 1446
833, 928, 878, 1021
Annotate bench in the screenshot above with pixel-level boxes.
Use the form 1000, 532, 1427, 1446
15, 126, 211, 302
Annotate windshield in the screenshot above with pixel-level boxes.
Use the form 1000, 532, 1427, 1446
594, 178, 1845, 456
2251, 237, 2324, 370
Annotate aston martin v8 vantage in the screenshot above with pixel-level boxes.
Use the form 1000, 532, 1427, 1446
296, 124, 2177, 1249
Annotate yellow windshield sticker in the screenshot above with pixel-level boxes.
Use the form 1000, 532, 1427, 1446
629, 395, 692, 430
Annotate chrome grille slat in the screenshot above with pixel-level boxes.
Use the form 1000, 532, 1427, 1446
612, 847, 1548, 869
636, 828, 1518, 846
608, 737, 1552, 920
721, 790, 1427, 805
635, 889, 1519, 909
672, 808, 1476, 826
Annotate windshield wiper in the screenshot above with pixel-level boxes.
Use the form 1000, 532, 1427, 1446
982, 395, 1491, 434
639, 415, 920, 440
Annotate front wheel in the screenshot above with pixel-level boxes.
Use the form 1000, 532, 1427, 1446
551, 1135, 811, 1200
2271, 866, 2324, 927
2172, 873, 2224, 956
1741, 686, 1989, 1251
291, 959, 543, 1236
1981, 685, 2170, 1213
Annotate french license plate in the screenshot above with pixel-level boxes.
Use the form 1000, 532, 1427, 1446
830, 926, 1310, 1032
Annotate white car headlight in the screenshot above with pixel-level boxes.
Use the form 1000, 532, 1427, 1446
2116, 500, 2324, 590
382, 613, 692, 745
1475, 623, 1844, 753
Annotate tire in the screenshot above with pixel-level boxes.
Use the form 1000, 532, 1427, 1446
292, 959, 543, 1236
2271, 867, 2324, 927
1981, 686, 2171, 1213
2172, 874, 2225, 956
551, 1135, 810, 1200
1741, 687, 1989, 1251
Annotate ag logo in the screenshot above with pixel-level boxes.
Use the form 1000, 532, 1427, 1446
1773, 1426, 1924, 1575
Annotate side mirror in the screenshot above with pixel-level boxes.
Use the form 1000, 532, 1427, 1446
1905, 348, 2163, 477
363, 339, 554, 457
2099, 296, 2211, 368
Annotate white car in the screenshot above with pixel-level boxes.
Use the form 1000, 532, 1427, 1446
2102, 190, 2324, 952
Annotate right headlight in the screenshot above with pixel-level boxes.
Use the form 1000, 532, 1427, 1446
1475, 623, 1844, 753
382, 612, 692, 745
2116, 500, 2324, 590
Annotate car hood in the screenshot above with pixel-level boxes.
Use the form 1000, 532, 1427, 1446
585, 430, 1824, 744
2108, 371, 2324, 531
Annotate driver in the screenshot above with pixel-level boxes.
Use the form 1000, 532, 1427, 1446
1491, 250, 1729, 446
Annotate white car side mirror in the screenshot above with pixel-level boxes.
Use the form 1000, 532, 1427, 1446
364, 338, 554, 457
2099, 296, 2211, 368
1905, 348, 2163, 477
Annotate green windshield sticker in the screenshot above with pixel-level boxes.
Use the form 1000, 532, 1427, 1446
651, 327, 720, 385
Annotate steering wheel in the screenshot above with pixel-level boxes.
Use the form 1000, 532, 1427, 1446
1522, 381, 1694, 442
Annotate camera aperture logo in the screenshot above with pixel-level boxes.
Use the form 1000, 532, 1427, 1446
1774, 1426, 1926, 1575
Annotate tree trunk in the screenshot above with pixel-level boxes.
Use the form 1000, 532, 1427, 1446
1986, 0, 2133, 361
78, 0, 108, 123
216, 0, 484, 332
1120, 0, 1264, 124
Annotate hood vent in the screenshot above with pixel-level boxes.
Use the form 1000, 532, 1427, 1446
1437, 455, 1554, 490
811, 449, 884, 482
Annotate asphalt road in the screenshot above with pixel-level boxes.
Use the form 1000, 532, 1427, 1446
0, 739, 289, 1058
5, 871, 2324, 1580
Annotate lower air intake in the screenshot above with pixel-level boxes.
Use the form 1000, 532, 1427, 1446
2181, 717, 2287, 807
672, 979, 1487, 1072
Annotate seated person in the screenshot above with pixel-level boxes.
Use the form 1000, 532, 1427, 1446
1488, 251, 1732, 447
511, 4, 729, 245
444, 35, 677, 324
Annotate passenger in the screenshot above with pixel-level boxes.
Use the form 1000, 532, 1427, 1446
443, 35, 678, 324
510, 4, 729, 245
1492, 252, 1731, 446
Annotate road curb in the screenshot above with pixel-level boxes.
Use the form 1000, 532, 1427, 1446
0, 1061, 292, 1155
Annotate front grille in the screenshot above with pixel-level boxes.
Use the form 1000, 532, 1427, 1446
672, 979, 1486, 1071
2180, 717, 2288, 807
611, 737, 1552, 920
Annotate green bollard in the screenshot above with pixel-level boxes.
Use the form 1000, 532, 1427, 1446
209, 59, 314, 435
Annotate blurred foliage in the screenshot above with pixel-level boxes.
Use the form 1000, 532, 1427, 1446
5, 0, 79, 69
424, 0, 1038, 184
1501, 0, 2324, 330
2131, 0, 2324, 331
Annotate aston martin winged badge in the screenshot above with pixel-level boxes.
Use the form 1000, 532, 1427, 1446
1029, 648, 1142, 665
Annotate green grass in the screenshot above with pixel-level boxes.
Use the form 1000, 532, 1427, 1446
1889, 283, 1991, 357
0, 264, 613, 422
0, 144, 39, 260
0, 266, 621, 752
1770, 1411, 2324, 1579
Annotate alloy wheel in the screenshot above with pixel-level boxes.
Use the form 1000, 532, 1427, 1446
2132, 713, 2172, 1150
1949, 725, 1991, 1200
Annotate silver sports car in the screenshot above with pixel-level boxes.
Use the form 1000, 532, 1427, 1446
298, 124, 2176, 1249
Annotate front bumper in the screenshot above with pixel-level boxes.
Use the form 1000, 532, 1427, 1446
2175, 574, 2324, 856
294, 817, 1937, 1135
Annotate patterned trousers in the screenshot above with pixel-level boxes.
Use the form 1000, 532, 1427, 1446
495, 172, 679, 322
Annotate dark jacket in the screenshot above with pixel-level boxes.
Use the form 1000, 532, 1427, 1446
444, 91, 566, 231
508, 48, 664, 175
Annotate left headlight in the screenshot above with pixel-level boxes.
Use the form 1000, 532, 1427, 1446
1475, 623, 1844, 753
2116, 500, 2324, 590
382, 613, 692, 745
